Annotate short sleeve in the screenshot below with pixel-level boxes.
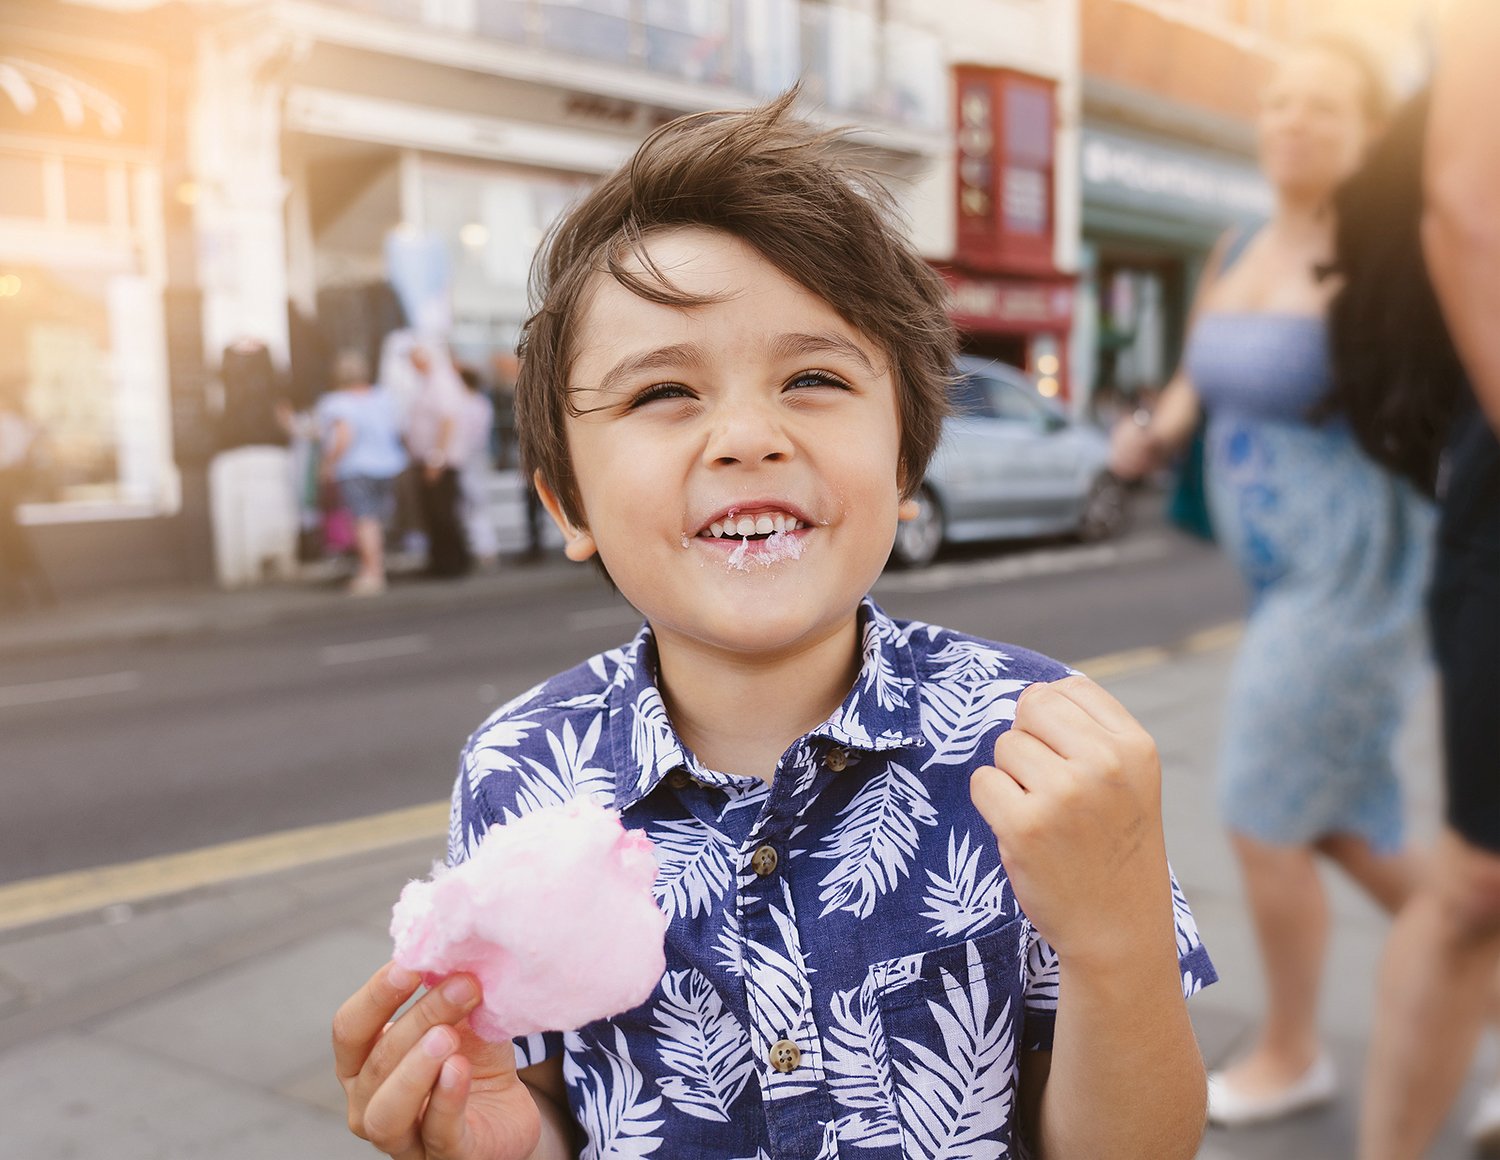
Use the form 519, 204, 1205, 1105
513, 1031, 566, 1069
1019, 865, 1217, 1053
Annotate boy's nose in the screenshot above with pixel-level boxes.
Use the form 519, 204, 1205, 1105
703, 402, 793, 467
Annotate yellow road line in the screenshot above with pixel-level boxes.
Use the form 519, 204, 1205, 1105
0, 800, 448, 933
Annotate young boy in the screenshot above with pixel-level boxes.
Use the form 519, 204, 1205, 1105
334, 94, 1215, 1160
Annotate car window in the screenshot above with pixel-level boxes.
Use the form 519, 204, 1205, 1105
950, 374, 996, 418
989, 379, 1048, 423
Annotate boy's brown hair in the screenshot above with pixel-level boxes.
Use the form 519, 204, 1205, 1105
515, 90, 956, 528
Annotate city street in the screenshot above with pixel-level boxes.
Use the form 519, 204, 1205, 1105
0, 502, 1243, 884
3, 510, 1495, 1158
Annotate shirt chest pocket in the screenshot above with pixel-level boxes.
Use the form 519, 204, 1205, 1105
869, 918, 1028, 1158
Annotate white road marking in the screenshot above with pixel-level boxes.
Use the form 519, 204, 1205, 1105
568, 605, 646, 632
0, 670, 142, 710
318, 634, 431, 666
874, 535, 1172, 594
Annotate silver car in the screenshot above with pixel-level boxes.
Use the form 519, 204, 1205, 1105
890, 356, 1127, 568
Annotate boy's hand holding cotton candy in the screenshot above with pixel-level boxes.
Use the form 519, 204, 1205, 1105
390, 797, 669, 1042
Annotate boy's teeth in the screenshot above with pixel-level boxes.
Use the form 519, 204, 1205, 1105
700, 511, 805, 538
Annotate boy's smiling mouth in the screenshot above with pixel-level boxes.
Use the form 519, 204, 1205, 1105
692, 503, 814, 543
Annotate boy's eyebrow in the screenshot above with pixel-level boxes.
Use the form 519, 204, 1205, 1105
590, 342, 707, 396
768, 331, 879, 375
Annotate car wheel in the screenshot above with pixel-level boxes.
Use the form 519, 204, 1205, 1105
891, 485, 945, 568
1077, 472, 1128, 542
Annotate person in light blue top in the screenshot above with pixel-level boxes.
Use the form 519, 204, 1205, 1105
1113, 37, 1434, 1129
315, 349, 408, 596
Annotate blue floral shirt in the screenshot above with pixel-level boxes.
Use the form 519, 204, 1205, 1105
448, 599, 1216, 1159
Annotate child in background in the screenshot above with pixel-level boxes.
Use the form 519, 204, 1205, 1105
334, 94, 1215, 1159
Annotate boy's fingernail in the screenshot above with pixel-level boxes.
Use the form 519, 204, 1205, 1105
422, 1026, 453, 1059
442, 976, 477, 1005
387, 965, 420, 991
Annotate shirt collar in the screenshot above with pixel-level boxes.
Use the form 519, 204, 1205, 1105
609, 597, 924, 812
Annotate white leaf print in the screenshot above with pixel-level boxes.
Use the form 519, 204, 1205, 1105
650, 969, 756, 1122
511, 714, 611, 816
925, 637, 1014, 685
565, 1026, 664, 1159
714, 904, 743, 977
812, 761, 938, 919
466, 716, 541, 796
891, 942, 1017, 1160
860, 616, 915, 711
918, 678, 1027, 770
742, 885, 822, 1101
825, 979, 902, 1148
1022, 926, 1060, 1014
1171, 872, 1202, 957
920, 830, 1012, 939
650, 819, 733, 922
630, 687, 679, 792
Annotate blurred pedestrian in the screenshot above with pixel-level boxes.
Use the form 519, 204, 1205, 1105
492, 350, 545, 561
1111, 36, 1436, 1126
455, 365, 499, 569
315, 350, 407, 597
0, 376, 52, 612
404, 339, 473, 578
1341, 3, 1500, 1153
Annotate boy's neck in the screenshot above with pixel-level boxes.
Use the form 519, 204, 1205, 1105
653, 615, 863, 784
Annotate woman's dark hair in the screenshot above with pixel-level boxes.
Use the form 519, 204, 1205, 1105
1324, 88, 1466, 495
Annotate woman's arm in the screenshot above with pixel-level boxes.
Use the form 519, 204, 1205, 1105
1424, 0, 1500, 433
1110, 231, 1236, 478
322, 418, 352, 480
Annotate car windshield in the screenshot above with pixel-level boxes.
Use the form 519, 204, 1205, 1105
951, 370, 1055, 424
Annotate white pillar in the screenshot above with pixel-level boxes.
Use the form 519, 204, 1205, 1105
190, 27, 292, 369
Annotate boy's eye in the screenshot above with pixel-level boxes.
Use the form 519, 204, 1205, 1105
786, 370, 852, 392
628, 383, 695, 408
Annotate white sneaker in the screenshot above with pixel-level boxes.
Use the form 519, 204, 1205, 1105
1470, 1081, 1500, 1154
1207, 1053, 1338, 1127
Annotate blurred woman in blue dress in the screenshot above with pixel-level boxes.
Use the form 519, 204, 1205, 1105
1112, 37, 1433, 1126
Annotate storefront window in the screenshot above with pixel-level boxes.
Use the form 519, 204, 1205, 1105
0, 262, 171, 511
419, 161, 589, 358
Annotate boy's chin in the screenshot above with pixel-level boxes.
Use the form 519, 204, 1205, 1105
648, 602, 859, 657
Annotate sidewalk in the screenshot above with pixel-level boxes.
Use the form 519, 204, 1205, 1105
0, 643, 1491, 1158
0, 548, 602, 662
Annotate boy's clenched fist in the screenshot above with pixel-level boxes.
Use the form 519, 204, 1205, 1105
970, 676, 1175, 968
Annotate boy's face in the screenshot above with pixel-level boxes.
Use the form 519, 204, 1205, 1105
540, 227, 914, 662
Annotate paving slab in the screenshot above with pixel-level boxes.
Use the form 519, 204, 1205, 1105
94, 927, 393, 1089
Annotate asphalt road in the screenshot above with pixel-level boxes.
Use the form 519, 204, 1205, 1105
0, 508, 1244, 884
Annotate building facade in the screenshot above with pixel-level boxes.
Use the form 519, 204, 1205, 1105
911, 0, 1081, 402
1073, 0, 1433, 420
4, 0, 953, 596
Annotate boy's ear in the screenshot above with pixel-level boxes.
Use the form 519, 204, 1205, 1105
897, 498, 921, 522
534, 471, 597, 562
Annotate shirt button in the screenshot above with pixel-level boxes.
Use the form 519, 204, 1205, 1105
666, 770, 692, 790
750, 844, 778, 877
824, 745, 851, 771
768, 1037, 802, 1074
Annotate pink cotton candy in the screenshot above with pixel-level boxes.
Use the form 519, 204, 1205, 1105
389, 797, 668, 1042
